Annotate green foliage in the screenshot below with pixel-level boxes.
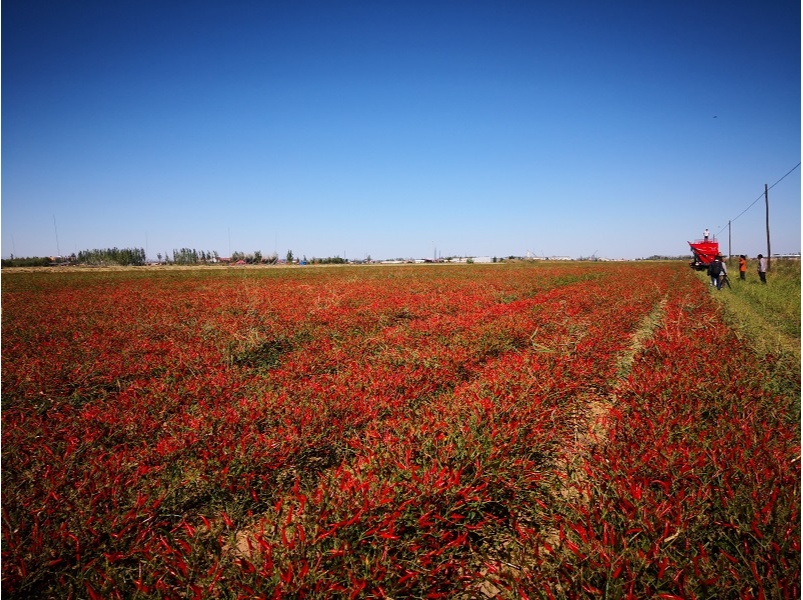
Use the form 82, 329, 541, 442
230, 250, 270, 264
1, 256, 56, 268
708, 258, 800, 409
172, 248, 199, 264
310, 256, 346, 264
714, 259, 800, 352
78, 247, 146, 266
171, 248, 223, 264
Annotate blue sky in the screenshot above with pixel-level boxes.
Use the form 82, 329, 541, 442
3, 0, 800, 260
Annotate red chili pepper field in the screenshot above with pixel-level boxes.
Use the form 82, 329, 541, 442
2, 262, 799, 598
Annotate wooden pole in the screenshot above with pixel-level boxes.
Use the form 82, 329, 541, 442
728, 220, 731, 259
53, 215, 61, 258
765, 184, 771, 271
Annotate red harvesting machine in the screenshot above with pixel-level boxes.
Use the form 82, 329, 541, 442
688, 239, 720, 270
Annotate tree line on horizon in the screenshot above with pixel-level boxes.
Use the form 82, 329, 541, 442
1, 247, 148, 268
2, 247, 316, 267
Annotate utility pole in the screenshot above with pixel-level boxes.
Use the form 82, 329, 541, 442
53, 215, 61, 258
765, 183, 771, 271
728, 220, 731, 259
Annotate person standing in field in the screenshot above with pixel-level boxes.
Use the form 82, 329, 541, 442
757, 254, 767, 284
708, 256, 722, 288
739, 255, 747, 280
718, 256, 728, 289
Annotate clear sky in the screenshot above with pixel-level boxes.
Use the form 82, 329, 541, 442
3, 0, 800, 261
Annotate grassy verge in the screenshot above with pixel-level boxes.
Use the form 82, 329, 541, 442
707, 258, 800, 407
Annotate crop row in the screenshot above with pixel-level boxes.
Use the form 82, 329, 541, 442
540, 270, 800, 598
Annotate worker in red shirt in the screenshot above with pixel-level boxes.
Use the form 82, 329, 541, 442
739, 255, 747, 280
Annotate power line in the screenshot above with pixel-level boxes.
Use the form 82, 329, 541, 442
715, 162, 801, 238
